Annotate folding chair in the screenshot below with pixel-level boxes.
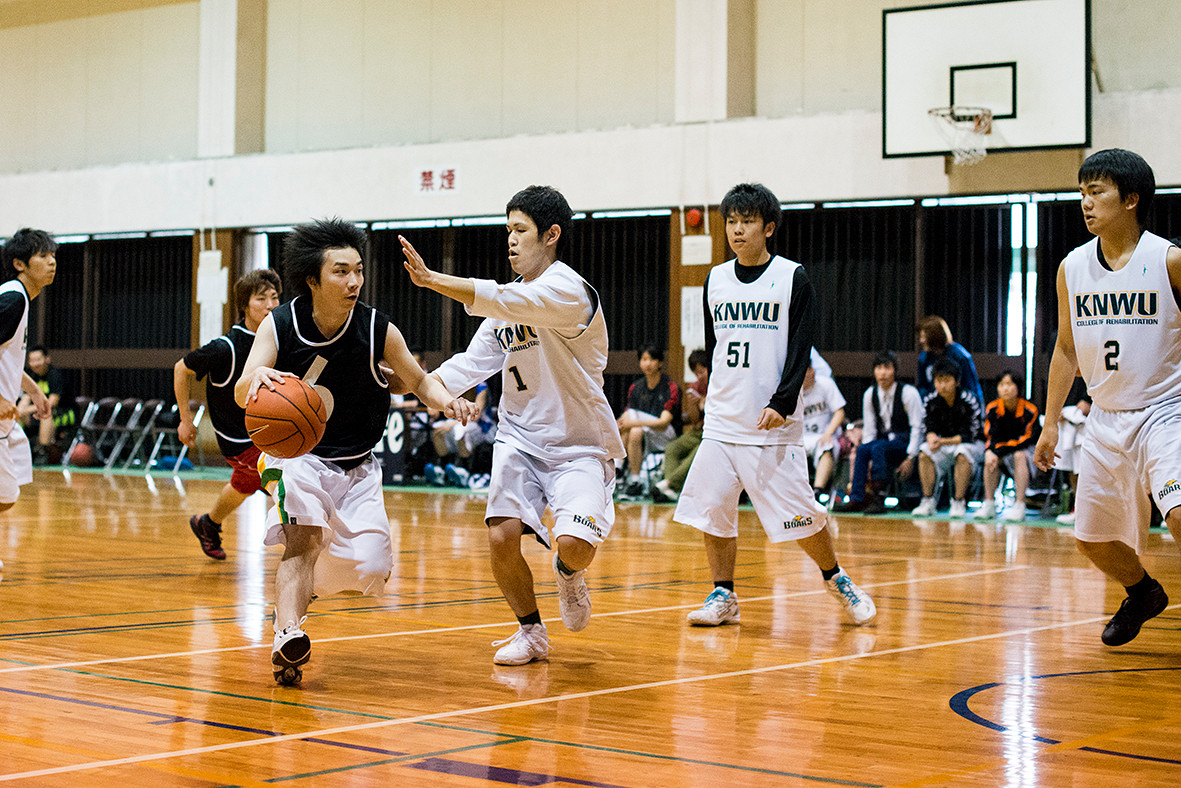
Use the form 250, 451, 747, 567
101, 398, 148, 470
120, 399, 165, 469
62, 396, 120, 468
146, 401, 206, 472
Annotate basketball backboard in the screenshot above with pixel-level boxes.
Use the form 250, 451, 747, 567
883, 0, 1090, 159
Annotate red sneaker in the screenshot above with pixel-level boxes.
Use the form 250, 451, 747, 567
189, 514, 226, 560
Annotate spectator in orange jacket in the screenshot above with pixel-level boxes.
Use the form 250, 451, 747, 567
976, 370, 1041, 521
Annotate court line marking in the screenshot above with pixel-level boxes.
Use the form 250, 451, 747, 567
888, 705, 1181, 787
0, 599, 1128, 783
0, 566, 1025, 675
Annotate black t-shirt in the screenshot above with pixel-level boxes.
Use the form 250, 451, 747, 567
626, 373, 682, 433
183, 324, 257, 456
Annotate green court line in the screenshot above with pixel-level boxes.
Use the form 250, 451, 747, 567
39, 464, 487, 495
416, 721, 882, 787
24, 667, 400, 719
262, 737, 528, 783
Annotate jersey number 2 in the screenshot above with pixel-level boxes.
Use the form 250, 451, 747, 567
726, 341, 751, 368
1104, 340, 1119, 371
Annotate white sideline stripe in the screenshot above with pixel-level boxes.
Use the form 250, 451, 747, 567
0, 566, 1024, 675
2, 601, 1146, 782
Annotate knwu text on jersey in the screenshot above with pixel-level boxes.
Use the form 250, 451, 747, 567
711, 300, 782, 328
494, 324, 541, 353
1074, 290, 1159, 326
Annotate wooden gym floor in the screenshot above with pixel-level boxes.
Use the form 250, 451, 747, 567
1, 469, 1179, 786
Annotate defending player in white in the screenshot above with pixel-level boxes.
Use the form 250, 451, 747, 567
673, 184, 876, 628
401, 185, 625, 665
1035, 148, 1180, 647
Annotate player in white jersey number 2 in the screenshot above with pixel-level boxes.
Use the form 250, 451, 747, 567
1036, 149, 1181, 648
673, 184, 875, 629
401, 186, 625, 666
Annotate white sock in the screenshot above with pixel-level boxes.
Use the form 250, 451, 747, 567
629, 474, 641, 483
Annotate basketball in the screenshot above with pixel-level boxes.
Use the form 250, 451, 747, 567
69, 443, 96, 467
245, 377, 328, 459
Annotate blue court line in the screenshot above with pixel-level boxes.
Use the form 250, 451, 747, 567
0, 682, 620, 787
250, 738, 637, 788
949, 667, 1181, 765
418, 722, 883, 787
4, 668, 882, 786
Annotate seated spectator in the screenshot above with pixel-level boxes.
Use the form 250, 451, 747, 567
653, 348, 709, 502
916, 315, 985, 415
799, 360, 846, 500
975, 370, 1041, 521
617, 345, 681, 499
1053, 377, 1090, 524
835, 350, 923, 514
393, 349, 439, 483
831, 419, 863, 501
911, 358, 985, 518
430, 380, 497, 487
18, 345, 74, 464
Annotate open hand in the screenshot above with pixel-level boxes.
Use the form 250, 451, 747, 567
400, 236, 436, 289
244, 367, 296, 403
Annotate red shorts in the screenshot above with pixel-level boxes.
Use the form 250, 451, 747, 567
226, 444, 263, 494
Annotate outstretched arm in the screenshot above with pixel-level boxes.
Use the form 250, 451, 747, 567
383, 324, 478, 424
401, 236, 476, 306
403, 235, 592, 331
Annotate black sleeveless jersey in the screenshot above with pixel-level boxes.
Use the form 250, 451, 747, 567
270, 297, 391, 463
183, 324, 255, 456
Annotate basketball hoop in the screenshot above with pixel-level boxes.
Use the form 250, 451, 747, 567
928, 106, 993, 165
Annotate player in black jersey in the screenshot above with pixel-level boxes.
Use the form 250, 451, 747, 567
174, 269, 281, 559
236, 218, 476, 684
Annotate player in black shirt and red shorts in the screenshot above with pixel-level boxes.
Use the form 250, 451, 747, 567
174, 269, 281, 559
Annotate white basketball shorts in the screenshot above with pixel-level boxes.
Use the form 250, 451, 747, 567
622, 408, 677, 452
674, 438, 827, 543
1075, 399, 1181, 554
0, 421, 32, 505
259, 452, 392, 597
920, 441, 984, 480
485, 441, 616, 548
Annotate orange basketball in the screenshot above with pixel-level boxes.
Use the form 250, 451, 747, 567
245, 377, 328, 458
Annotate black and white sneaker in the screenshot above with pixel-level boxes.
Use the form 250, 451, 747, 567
272, 615, 311, 685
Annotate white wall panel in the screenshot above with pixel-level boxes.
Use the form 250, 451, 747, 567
0, 3, 198, 173
429, 2, 504, 142
502, 0, 578, 137
360, 0, 433, 145
263, 0, 674, 152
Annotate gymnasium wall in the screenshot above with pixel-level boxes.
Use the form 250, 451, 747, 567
263, 0, 677, 152
2, 1, 1181, 232
0, 1, 200, 173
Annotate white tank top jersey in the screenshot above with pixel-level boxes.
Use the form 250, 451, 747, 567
0, 279, 29, 406
703, 256, 805, 445
801, 374, 846, 437
1064, 231, 1181, 411
434, 261, 625, 464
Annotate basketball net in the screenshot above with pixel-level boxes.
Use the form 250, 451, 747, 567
928, 106, 993, 166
